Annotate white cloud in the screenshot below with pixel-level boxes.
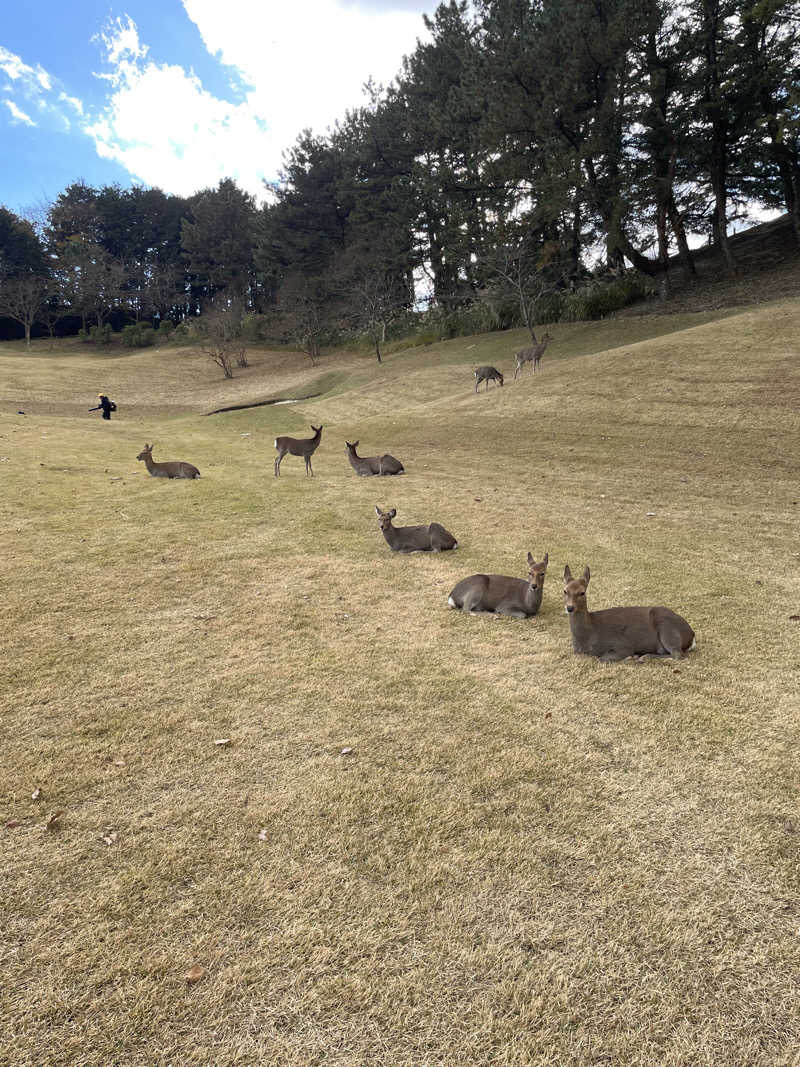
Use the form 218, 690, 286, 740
83, 4, 427, 200
59, 91, 84, 116
0, 45, 51, 91
4, 99, 36, 126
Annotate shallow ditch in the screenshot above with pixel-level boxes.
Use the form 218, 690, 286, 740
205, 392, 321, 416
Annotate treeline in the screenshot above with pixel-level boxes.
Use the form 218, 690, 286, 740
2, 0, 799, 353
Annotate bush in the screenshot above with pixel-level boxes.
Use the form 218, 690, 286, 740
156, 320, 174, 341
79, 324, 114, 344
561, 274, 654, 321
121, 323, 156, 348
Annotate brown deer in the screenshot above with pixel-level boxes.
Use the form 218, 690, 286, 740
345, 441, 404, 476
474, 366, 504, 392
274, 425, 323, 477
514, 332, 552, 378
448, 553, 549, 618
375, 506, 457, 553
136, 443, 200, 479
562, 565, 696, 661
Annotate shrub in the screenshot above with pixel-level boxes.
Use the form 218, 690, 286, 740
121, 323, 156, 348
156, 320, 174, 341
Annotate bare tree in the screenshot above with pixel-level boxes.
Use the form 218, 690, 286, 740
0, 273, 48, 346
484, 235, 570, 346
199, 300, 246, 379
273, 273, 330, 365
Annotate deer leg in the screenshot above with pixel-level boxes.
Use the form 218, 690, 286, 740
274, 452, 283, 477
306, 455, 314, 476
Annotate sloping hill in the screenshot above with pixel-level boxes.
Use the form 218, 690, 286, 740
1, 301, 798, 1066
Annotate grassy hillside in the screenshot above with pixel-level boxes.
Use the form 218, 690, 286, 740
1, 304, 799, 1066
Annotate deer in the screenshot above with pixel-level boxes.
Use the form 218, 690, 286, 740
448, 552, 549, 618
514, 332, 552, 378
274, 425, 323, 477
474, 366, 504, 392
375, 506, 458, 553
136, 443, 200, 479
345, 441, 405, 476
562, 565, 696, 661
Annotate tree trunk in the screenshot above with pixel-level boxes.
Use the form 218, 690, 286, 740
668, 197, 696, 276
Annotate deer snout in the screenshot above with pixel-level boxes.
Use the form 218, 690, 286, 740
565, 604, 575, 613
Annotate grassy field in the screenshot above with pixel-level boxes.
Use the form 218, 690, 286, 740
1, 304, 799, 1066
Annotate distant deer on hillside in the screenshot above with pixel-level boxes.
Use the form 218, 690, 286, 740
562, 565, 696, 661
375, 506, 457, 553
448, 552, 549, 618
474, 366, 504, 392
136, 443, 200, 479
514, 332, 552, 378
274, 425, 323, 477
345, 441, 404, 476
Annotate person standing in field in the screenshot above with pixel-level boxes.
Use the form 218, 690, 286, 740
89, 394, 116, 420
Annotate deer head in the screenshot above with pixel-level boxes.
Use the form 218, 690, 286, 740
527, 552, 549, 589
375, 506, 396, 531
563, 565, 591, 614
136, 443, 153, 461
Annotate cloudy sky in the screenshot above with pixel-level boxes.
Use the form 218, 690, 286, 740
0, 0, 432, 214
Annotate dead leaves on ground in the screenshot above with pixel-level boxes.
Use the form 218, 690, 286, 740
185, 964, 206, 985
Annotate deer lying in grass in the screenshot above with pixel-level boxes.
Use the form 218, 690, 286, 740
136, 443, 200, 479
274, 425, 323, 477
448, 552, 549, 618
345, 441, 404, 476
514, 332, 551, 378
474, 366, 504, 392
562, 565, 696, 661
375, 506, 457, 553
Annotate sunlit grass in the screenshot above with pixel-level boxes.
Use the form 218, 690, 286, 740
1, 303, 799, 1065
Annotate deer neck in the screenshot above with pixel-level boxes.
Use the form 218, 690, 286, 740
143, 453, 156, 473
524, 581, 542, 609
566, 605, 595, 648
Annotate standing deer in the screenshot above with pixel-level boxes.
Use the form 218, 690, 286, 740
136, 443, 200, 479
375, 506, 457, 553
345, 441, 404, 476
448, 553, 549, 618
514, 332, 552, 378
562, 565, 696, 661
274, 425, 323, 477
474, 366, 504, 392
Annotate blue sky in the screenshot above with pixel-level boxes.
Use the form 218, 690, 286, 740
0, 0, 431, 215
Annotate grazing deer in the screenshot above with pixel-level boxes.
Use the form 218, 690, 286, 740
448, 552, 549, 618
474, 366, 504, 392
514, 332, 552, 378
375, 506, 457, 553
345, 441, 405, 476
274, 425, 323, 477
136, 443, 200, 479
562, 565, 696, 661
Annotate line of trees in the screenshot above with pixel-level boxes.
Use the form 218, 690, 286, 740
2, 0, 799, 351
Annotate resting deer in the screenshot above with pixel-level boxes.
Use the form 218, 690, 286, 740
136, 443, 200, 479
514, 332, 551, 378
448, 552, 549, 618
474, 366, 504, 392
375, 506, 457, 553
562, 565, 696, 661
345, 441, 404, 476
274, 425, 323, 477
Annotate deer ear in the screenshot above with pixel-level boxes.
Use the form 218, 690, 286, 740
389, 508, 396, 518
542, 552, 549, 568
583, 566, 591, 584
527, 552, 534, 565
564, 564, 572, 582
375, 506, 382, 516
353, 441, 358, 448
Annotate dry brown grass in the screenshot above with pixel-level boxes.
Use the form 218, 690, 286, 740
1, 305, 799, 1066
